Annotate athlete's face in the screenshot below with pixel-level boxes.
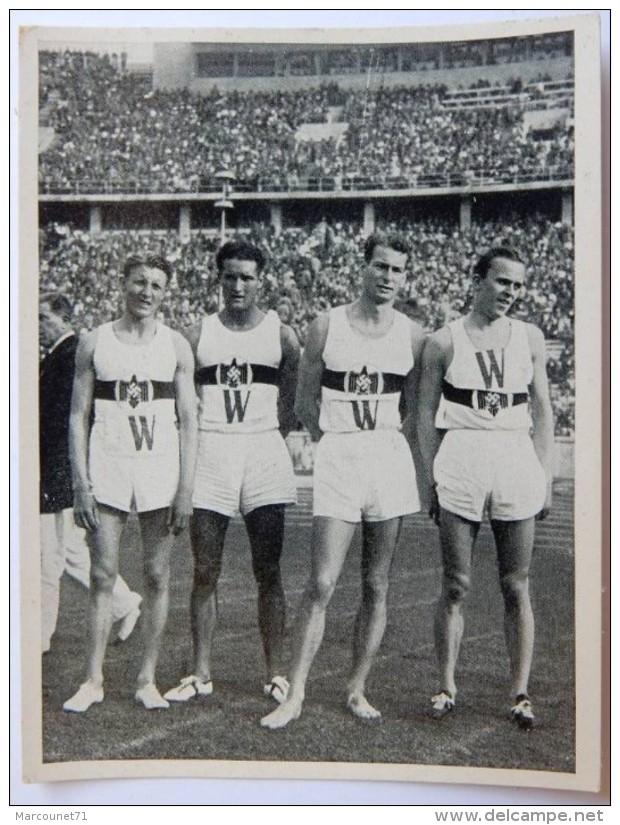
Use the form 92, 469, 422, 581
219, 258, 261, 312
362, 245, 408, 305
123, 265, 168, 320
474, 258, 526, 320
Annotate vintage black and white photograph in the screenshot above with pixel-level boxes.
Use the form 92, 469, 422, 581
17, 11, 603, 793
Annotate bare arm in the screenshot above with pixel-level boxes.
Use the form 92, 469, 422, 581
184, 320, 202, 363
416, 330, 451, 521
168, 331, 199, 535
69, 330, 99, 531
294, 313, 329, 443
401, 320, 427, 447
527, 324, 555, 520
278, 324, 301, 439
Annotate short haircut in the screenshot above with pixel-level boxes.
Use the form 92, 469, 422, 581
123, 254, 172, 283
216, 239, 267, 275
40, 292, 73, 323
363, 231, 410, 263
473, 247, 524, 280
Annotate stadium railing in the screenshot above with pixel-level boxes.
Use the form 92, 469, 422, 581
38, 165, 574, 196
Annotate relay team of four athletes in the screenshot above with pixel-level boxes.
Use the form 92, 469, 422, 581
59, 232, 554, 731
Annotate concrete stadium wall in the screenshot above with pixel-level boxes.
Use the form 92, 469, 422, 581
153, 43, 195, 91
152, 49, 572, 94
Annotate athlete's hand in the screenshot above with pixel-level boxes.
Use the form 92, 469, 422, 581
73, 489, 100, 531
536, 478, 553, 521
168, 489, 193, 535
428, 485, 441, 526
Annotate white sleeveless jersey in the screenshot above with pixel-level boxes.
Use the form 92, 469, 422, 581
196, 310, 281, 434
436, 317, 533, 431
91, 322, 178, 457
319, 305, 413, 433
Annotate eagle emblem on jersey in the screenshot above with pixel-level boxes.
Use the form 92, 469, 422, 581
477, 390, 507, 417
218, 358, 252, 388
118, 375, 149, 409
346, 365, 382, 395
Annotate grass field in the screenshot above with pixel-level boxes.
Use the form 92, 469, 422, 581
42, 479, 575, 773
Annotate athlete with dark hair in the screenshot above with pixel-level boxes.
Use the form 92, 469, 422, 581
164, 239, 300, 705
417, 247, 554, 729
261, 231, 426, 729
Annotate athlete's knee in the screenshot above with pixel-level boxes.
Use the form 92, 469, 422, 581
442, 570, 470, 605
306, 572, 337, 608
89, 562, 116, 593
499, 570, 530, 606
143, 562, 170, 594
193, 561, 219, 592
253, 560, 282, 592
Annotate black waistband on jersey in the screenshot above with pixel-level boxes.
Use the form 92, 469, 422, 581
321, 368, 405, 394
94, 379, 175, 401
442, 380, 528, 408
195, 363, 280, 386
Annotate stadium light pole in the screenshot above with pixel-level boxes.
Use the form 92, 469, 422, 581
214, 169, 235, 247
214, 169, 235, 309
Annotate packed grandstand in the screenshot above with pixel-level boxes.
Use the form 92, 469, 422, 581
39, 49, 573, 194
38, 46, 575, 436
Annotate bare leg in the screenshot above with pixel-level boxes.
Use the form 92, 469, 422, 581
434, 509, 479, 700
135, 507, 174, 704
346, 517, 402, 720
86, 506, 126, 686
261, 517, 356, 729
492, 517, 536, 699
63, 505, 126, 712
63, 512, 140, 622
245, 504, 286, 680
189, 509, 229, 683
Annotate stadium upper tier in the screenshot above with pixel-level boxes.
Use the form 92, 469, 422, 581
39, 50, 573, 196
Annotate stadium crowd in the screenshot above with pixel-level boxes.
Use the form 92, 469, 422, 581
39, 51, 573, 194
39, 214, 575, 434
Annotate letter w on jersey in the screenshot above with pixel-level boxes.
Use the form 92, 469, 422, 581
129, 415, 156, 451
224, 389, 251, 424
351, 400, 379, 430
475, 349, 505, 389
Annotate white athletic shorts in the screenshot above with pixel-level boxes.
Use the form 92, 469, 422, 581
89, 426, 180, 513
434, 429, 547, 522
313, 430, 420, 523
193, 429, 297, 517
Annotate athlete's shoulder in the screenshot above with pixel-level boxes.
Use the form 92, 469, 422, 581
169, 326, 195, 363
519, 319, 545, 339
303, 312, 330, 359
308, 310, 331, 336
73, 327, 99, 373
421, 324, 453, 372
279, 322, 301, 352
427, 323, 453, 350
403, 315, 426, 343
183, 319, 203, 352
521, 320, 546, 354
79, 325, 101, 354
